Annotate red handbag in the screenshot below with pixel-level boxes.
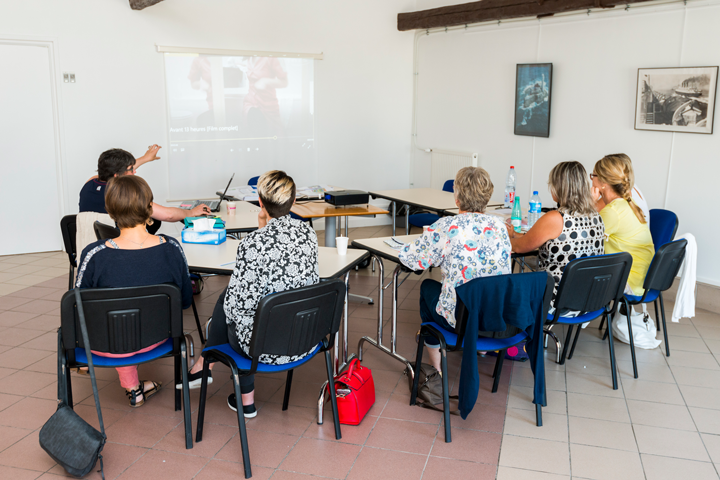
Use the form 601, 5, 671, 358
331, 359, 375, 425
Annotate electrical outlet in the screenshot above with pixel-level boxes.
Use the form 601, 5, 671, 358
63, 73, 69, 83
69, 73, 75, 83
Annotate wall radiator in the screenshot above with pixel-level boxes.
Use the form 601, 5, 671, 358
430, 149, 478, 189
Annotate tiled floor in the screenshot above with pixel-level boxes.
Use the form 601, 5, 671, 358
0, 225, 719, 479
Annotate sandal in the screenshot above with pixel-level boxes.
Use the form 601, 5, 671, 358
126, 380, 162, 408
70, 367, 89, 376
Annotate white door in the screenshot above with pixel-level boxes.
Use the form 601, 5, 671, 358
0, 43, 62, 255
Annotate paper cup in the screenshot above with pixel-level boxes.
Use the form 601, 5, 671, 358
423, 225, 429, 234
227, 202, 236, 215
336, 236, 349, 255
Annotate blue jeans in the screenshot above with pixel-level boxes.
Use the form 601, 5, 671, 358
419, 279, 454, 347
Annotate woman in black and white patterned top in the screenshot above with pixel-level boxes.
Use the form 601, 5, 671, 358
184, 170, 319, 418
508, 161, 604, 303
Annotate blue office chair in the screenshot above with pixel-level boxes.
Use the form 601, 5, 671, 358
411, 271, 555, 442
408, 179, 454, 229
622, 239, 687, 358
195, 280, 346, 479
550, 253, 633, 389
247, 176, 259, 186
59, 285, 193, 449
649, 209, 678, 251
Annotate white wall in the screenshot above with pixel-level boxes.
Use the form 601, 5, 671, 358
0, 0, 416, 216
412, 1, 720, 286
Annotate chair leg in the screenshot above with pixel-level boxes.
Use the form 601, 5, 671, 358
660, 293, 670, 357
174, 350, 181, 411
180, 342, 192, 449
492, 350, 505, 393
195, 356, 212, 443
410, 333, 425, 406
191, 298, 206, 344
440, 348, 452, 443
282, 370, 294, 411
654, 299, 661, 332
536, 403, 543, 427
67, 266, 74, 291
231, 367, 252, 479
567, 326, 582, 360
605, 313, 619, 390
624, 299, 638, 379
559, 325, 574, 365
324, 350, 342, 440
598, 316, 605, 331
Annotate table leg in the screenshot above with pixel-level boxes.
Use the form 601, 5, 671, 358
344, 216, 349, 237
357, 256, 412, 371
391, 201, 396, 236
405, 204, 410, 235
325, 217, 337, 247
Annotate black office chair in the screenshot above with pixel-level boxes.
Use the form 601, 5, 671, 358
93, 221, 120, 241
411, 272, 554, 442
623, 239, 687, 358
60, 215, 78, 291
59, 285, 193, 449
549, 253, 633, 390
195, 280, 346, 478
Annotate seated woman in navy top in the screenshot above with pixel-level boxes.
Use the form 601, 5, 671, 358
79, 146, 211, 228
76, 175, 193, 407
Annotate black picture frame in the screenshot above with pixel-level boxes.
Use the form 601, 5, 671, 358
514, 63, 553, 138
634, 66, 719, 134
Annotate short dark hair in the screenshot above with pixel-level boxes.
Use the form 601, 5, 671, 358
105, 175, 154, 229
97, 149, 135, 181
257, 170, 296, 218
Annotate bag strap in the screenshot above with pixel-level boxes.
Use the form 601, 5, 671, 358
57, 329, 67, 406
74, 289, 106, 438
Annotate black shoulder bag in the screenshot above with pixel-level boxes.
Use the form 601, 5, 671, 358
39, 289, 106, 479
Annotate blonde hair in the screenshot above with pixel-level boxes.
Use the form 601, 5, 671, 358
454, 166, 493, 213
594, 154, 646, 224
257, 170, 296, 218
548, 161, 597, 216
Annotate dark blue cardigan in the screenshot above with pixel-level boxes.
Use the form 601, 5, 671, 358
455, 271, 550, 418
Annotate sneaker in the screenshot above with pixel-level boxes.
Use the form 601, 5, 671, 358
227, 393, 257, 418
176, 370, 212, 390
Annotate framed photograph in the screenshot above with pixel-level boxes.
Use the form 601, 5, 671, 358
635, 66, 719, 134
514, 63, 553, 138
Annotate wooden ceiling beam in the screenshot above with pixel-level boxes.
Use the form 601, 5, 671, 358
397, 0, 654, 31
129, 0, 165, 10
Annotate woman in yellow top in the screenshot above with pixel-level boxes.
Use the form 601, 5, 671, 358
591, 154, 654, 294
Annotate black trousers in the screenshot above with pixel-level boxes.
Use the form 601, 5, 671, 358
207, 288, 254, 394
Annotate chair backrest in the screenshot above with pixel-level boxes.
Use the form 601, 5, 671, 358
248, 280, 346, 367
553, 252, 633, 318
454, 271, 555, 342
93, 221, 120, 241
60, 285, 183, 354
248, 176, 259, 186
649, 209, 678, 251
442, 179, 454, 193
643, 238, 687, 293
60, 215, 78, 268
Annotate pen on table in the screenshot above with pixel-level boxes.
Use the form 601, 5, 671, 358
219, 261, 235, 267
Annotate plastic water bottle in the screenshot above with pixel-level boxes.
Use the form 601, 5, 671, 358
504, 166, 516, 208
511, 197, 522, 233
528, 191, 542, 228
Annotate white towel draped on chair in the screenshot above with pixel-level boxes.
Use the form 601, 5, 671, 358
671, 232, 697, 323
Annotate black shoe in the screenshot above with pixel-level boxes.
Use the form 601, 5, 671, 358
227, 393, 257, 418
176, 370, 212, 390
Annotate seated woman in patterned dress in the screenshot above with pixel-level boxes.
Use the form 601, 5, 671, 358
398, 166, 513, 372
508, 161, 605, 304
183, 170, 319, 418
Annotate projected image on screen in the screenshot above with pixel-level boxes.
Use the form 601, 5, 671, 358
164, 53, 315, 199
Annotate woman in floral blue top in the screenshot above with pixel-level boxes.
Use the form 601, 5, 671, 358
399, 167, 512, 371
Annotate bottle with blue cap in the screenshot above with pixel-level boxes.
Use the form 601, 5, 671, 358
528, 191, 542, 228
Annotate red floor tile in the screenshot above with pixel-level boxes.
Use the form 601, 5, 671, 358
215, 430, 299, 469
116, 448, 207, 480
46, 442, 148, 480
0, 424, 33, 452
104, 411, 182, 448
304, 412, 378, 445
347, 446, 426, 480
245, 404, 317, 436
0, 328, 46, 348
194, 459, 273, 480
0, 395, 57, 430
379, 392, 443, 424
279, 437, 362, 479
444, 403, 507, 433
266, 380, 325, 409
0, 465, 44, 480
12, 300, 60, 316
430, 427, 502, 464
0, 311, 38, 328
365, 417, 438, 455
20, 332, 57, 351
424, 456, 497, 480
0, 392, 23, 411
11, 287, 61, 300
0, 348, 54, 370
0, 296, 33, 311
155, 411, 236, 458
0, 430, 57, 471
17, 314, 61, 332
